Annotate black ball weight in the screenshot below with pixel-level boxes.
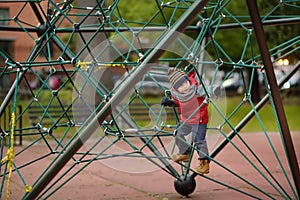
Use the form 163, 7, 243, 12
174, 174, 196, 197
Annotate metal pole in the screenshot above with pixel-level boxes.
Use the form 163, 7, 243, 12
246, 0, 300, 197
23, 1, 209, 199
210, 62, 300, 158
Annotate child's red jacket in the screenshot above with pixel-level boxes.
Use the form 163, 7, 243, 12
172, 71, 209, 124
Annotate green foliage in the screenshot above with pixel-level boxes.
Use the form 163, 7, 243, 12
258, 0, 300, 62
209, 1, 260, 62
61, 33, 77, 53
116, 0, 157, 25
116, 0, 190, 26
114, 0, 186, 26
113, 1, 299, 63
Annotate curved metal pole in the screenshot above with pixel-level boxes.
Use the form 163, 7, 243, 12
22, 1, 209, 199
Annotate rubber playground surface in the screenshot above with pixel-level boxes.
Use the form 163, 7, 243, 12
9, 132, 300, 200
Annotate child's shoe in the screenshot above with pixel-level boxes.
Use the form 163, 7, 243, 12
193, 159, 210, 174
171, 153, 190, 163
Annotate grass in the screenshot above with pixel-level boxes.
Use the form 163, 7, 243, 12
132, 94, 300, 133
3, 90, 300, 136
221, 95, 300, 133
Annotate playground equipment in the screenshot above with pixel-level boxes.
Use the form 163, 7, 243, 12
0, 0, 299, 199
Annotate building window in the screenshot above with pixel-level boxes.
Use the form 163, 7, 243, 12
0, 8, 9, 25
0, 8, 12, 92
0, 40, 13, 90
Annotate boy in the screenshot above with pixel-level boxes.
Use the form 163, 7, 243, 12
161, 67, 210, 174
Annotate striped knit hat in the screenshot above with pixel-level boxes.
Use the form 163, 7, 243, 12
168, 67, 188, 89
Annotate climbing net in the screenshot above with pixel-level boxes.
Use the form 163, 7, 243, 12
0, 0, 299, 199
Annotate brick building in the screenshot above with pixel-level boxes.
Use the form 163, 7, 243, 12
0, 1, 50, 92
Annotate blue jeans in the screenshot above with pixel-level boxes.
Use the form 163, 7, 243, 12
175, 123, 208, 160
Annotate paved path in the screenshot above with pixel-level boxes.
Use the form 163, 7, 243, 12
8, 132, 300, 199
